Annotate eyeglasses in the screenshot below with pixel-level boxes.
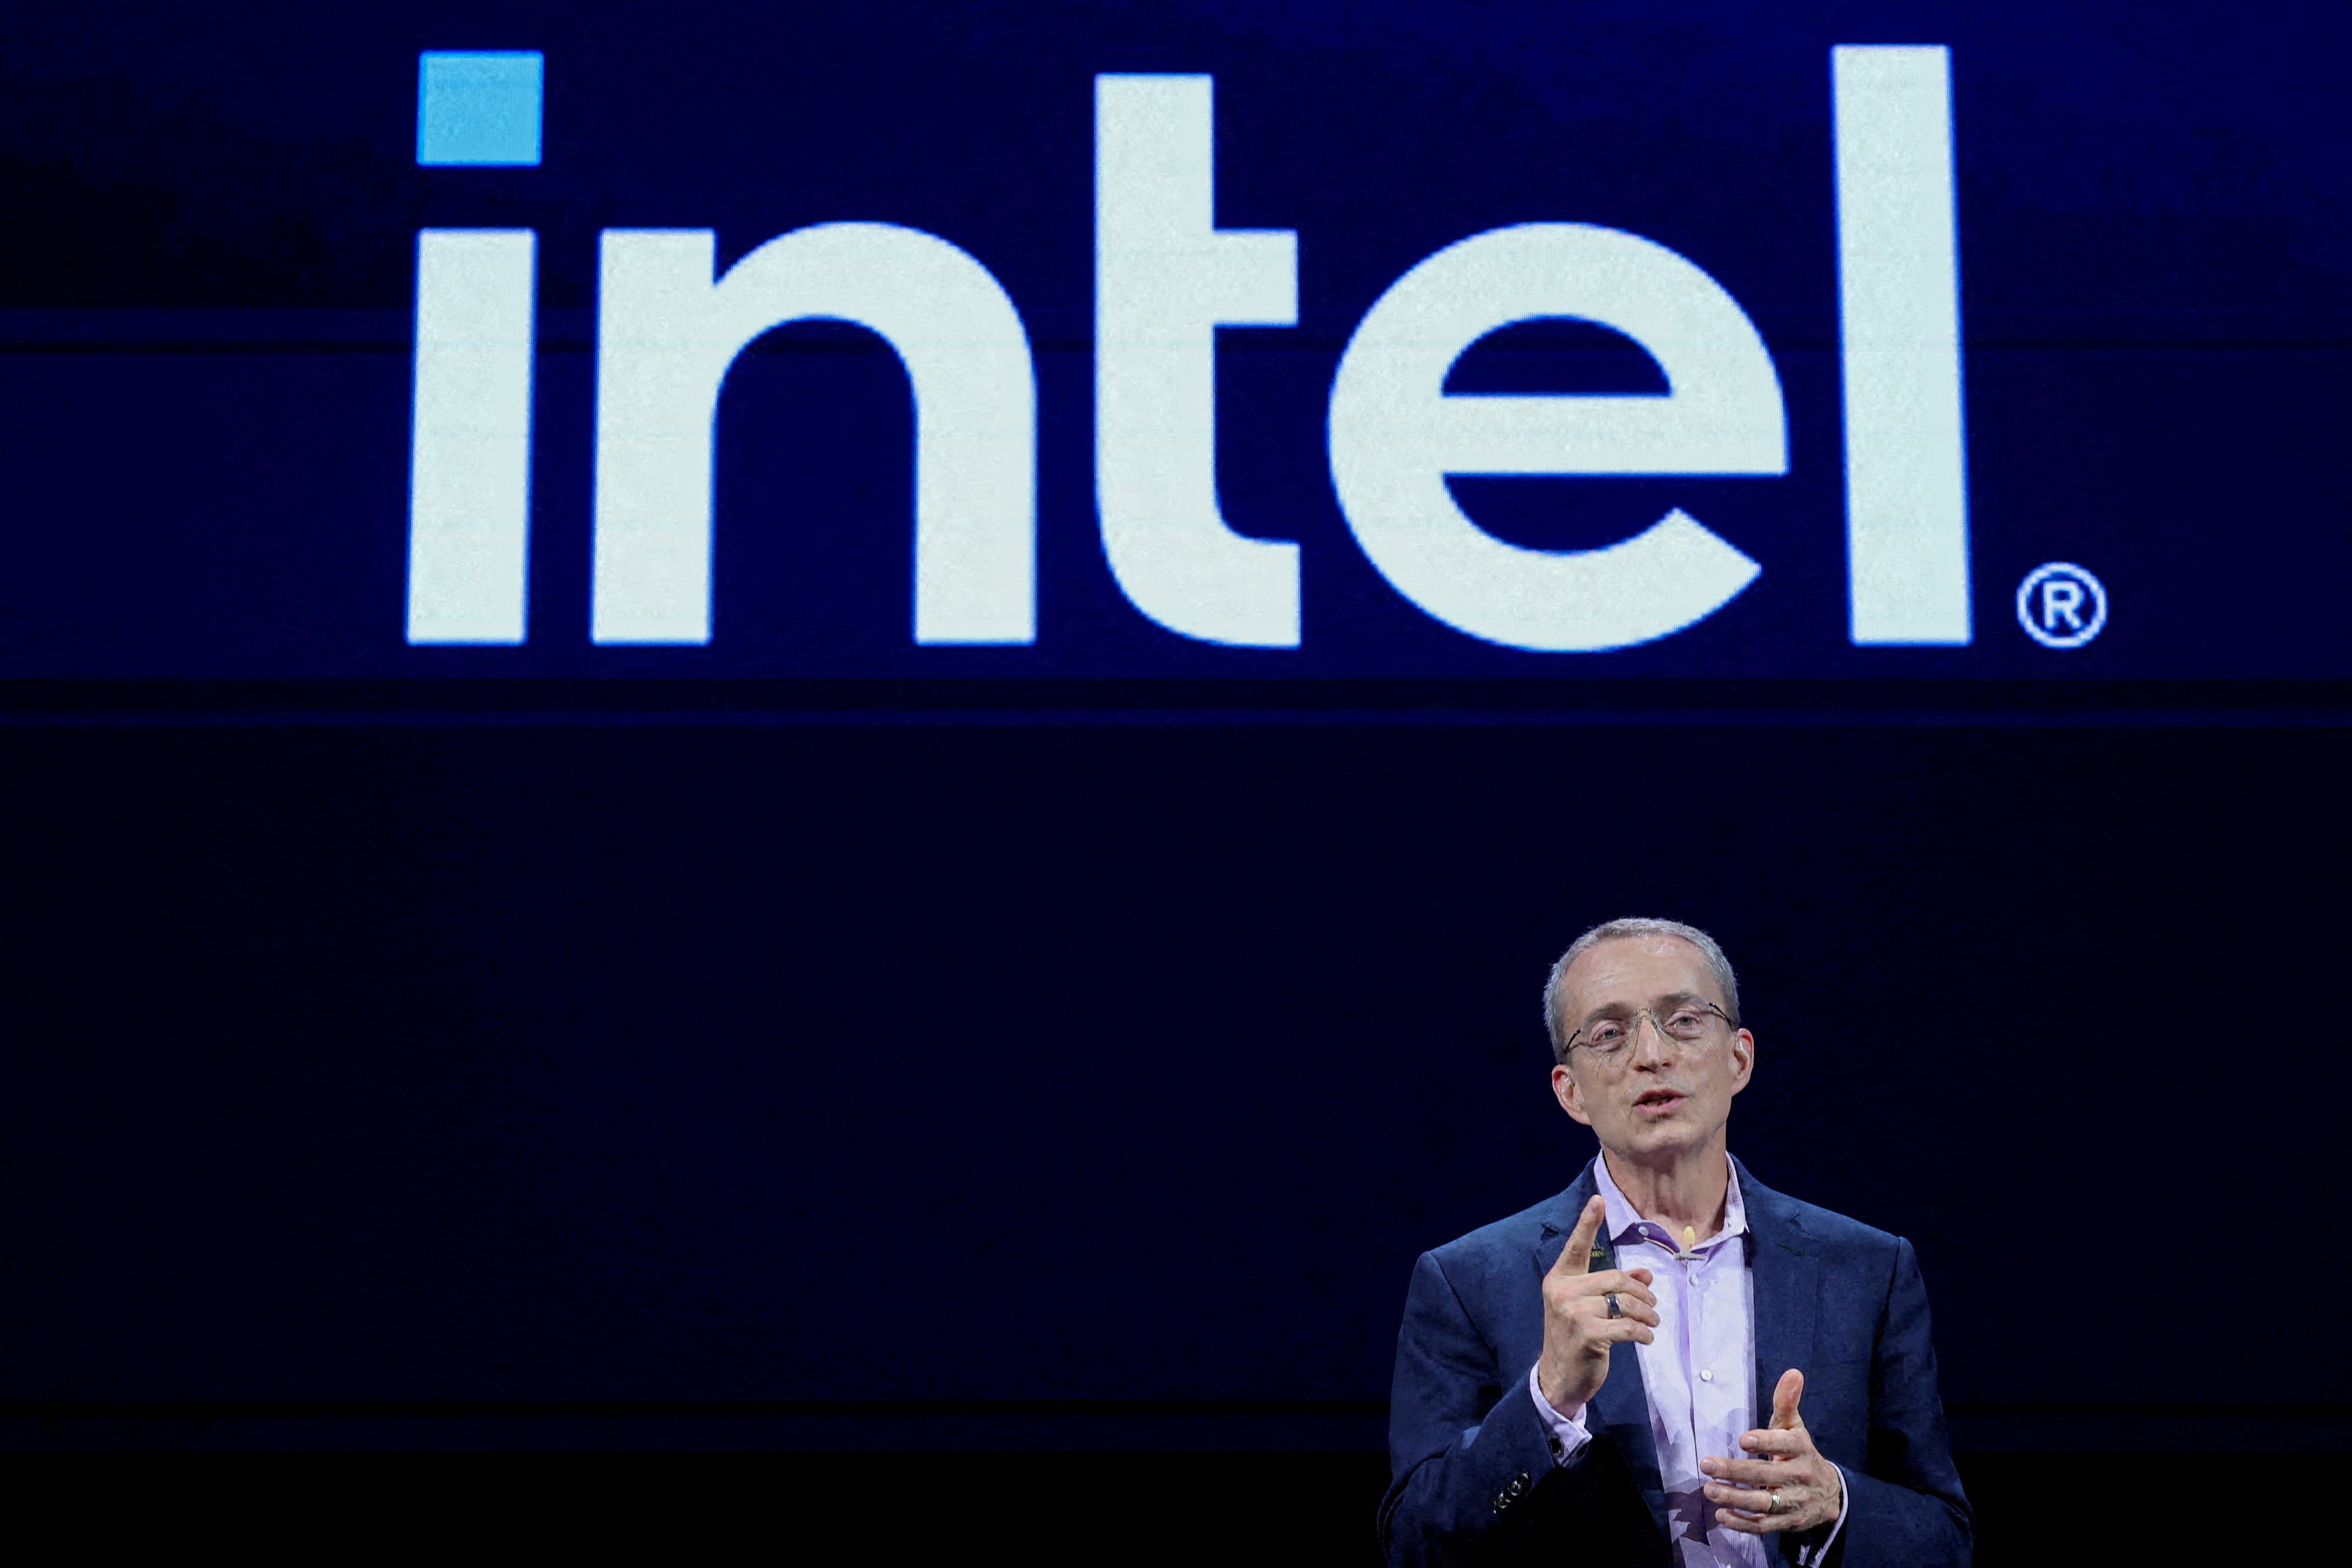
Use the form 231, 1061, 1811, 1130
1564, 1001, 1735, 1065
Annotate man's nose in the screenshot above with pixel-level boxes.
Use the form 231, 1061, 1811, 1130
1628, 1011, 1673, 1066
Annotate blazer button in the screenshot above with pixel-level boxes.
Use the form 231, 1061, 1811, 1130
1491, 1470, 1531, 1510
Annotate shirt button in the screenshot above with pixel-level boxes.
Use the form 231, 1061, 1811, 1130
1699, 1369, 1713, 1382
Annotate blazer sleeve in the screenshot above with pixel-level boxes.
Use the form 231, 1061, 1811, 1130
1820, 1236, 1973, 1568
1379, 1250, 1630, 1568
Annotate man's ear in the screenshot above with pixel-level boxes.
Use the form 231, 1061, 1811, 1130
1551, 1062, 1593, 1125
1727, 1029, 1756, 1095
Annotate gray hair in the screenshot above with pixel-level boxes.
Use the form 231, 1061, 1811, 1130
1542, 917, 1742, 1066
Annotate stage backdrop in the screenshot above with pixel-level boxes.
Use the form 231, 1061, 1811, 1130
2, 1, 2346, 1460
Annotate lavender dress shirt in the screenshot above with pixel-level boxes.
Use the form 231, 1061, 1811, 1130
1527, 1156, 1849, 1568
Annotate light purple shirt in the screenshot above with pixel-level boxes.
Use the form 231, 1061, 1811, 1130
1528, 1156, 1847, 1567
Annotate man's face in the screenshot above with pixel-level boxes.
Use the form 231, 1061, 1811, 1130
1549, 935, 1754, 1163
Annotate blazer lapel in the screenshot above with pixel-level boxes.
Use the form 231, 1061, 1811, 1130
1533, 1160, 1667, 1540
1739, 1158, 1821, 1429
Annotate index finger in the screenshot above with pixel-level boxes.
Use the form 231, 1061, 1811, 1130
1735, 1429, 1808, 1459
1551, 1196, 1606, 1276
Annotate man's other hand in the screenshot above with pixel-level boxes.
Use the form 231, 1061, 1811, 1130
1535, 1195, 1658, 1415
1702, 1369, 1845, 1533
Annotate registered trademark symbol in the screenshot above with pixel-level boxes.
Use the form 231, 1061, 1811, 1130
2015, 562, 2107, 649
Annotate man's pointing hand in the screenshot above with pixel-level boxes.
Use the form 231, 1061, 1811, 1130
1535, 1195, 1658, 1416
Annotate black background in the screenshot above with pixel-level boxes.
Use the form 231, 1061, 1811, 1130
5, 704, 2347, 1561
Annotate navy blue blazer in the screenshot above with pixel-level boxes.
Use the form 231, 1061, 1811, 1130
1381, 1157, 1970, 1567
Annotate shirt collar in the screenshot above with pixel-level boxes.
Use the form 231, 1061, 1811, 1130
1593, 1151, 1748, 1256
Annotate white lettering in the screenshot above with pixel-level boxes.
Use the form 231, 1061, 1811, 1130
399, 59, 1973, 661
2039, 578, 2084, 631
1833, 44, 1972, 646
1095, 74, 1300, 647
407, 229, 536, 644
1326, 223, 1783, 651
592, 223, 1037, 645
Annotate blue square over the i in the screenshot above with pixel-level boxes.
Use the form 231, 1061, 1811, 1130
417, 52, 543, 166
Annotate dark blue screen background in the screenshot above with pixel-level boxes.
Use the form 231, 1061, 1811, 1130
2, 0, 2348, 677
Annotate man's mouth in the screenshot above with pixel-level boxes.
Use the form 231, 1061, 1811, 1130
1631, 1088, 1688, 1116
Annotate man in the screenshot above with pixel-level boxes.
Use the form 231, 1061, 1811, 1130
1379, 918, 1970, 1567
